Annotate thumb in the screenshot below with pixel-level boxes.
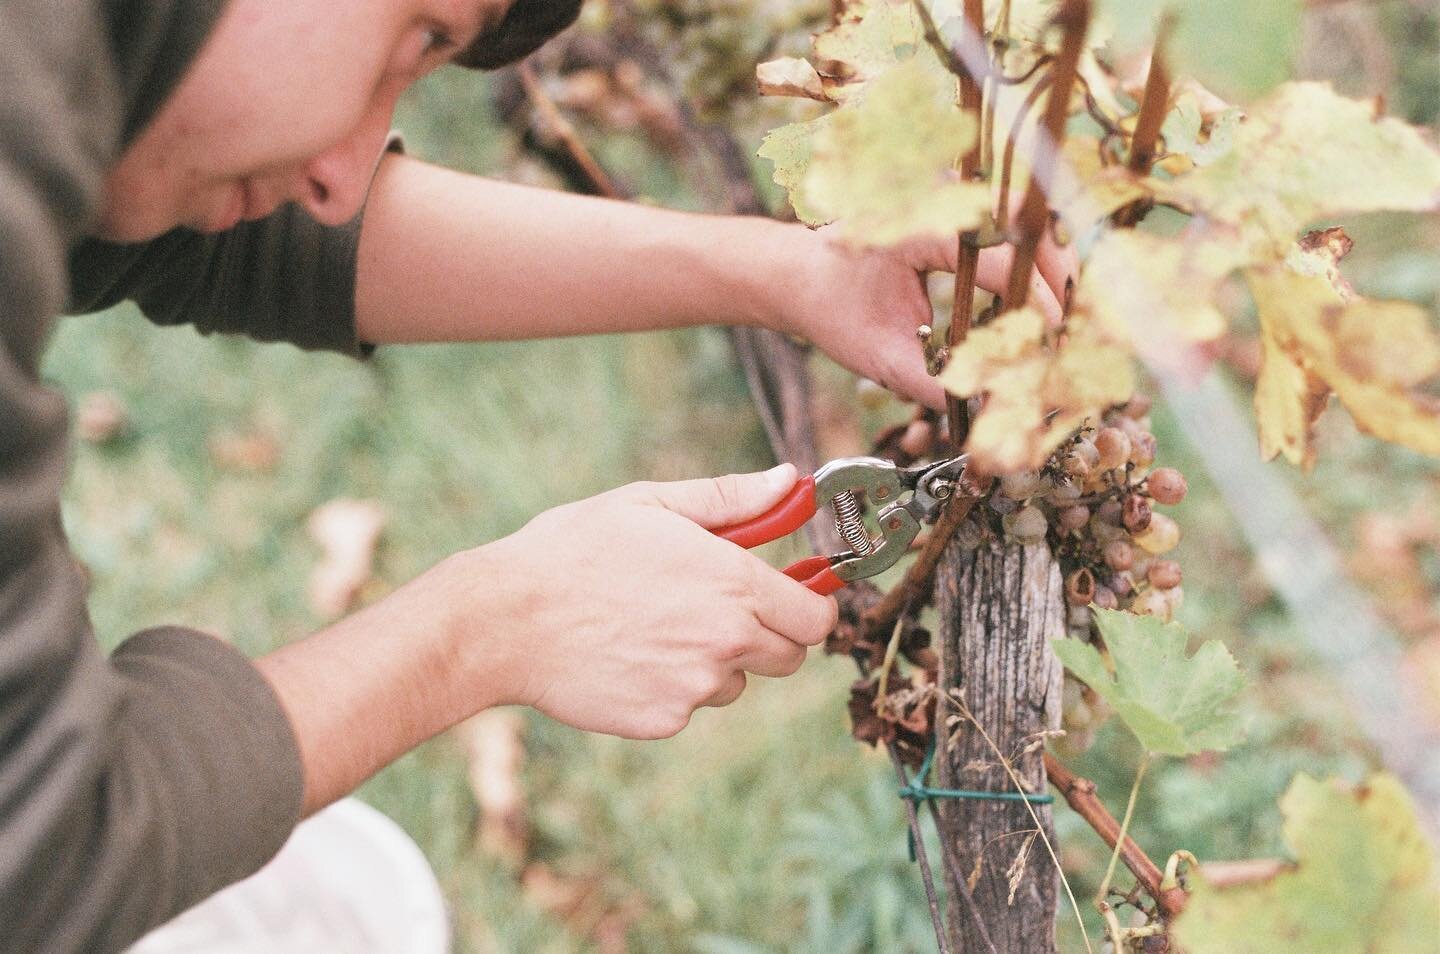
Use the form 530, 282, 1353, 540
896, 232, 960, 274
641, 464, 799, 529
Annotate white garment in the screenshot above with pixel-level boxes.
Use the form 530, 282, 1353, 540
129, 799, 450, 954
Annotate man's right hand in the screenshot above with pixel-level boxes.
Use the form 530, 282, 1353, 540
458, 464, 839, 739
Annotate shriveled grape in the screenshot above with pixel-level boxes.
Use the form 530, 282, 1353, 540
1122, 494, 1153, 534
1000, 471, 1046, 500
1094, 427, 1132, 471
1066, 567, 1096, 605
1148, 559, 1182, 590
1103, 539, 1134, 571
1004, 504, 1048, 544
1058, 504, 1091, 533
1129, 431, 1157, 468
1147, 467, 1189, 506
1130, 588, 1171, 620
1134, 512, 1181, 554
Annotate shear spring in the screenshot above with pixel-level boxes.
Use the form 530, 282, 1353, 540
832, 490, 876, 556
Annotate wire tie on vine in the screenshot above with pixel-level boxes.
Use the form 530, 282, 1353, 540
899, 742, 1054, 861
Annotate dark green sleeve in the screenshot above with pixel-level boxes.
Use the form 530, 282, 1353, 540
1, 2, 305, 950
69, 204, 370, 357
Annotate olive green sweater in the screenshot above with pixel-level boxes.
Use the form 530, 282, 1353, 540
1, 1, 375, 950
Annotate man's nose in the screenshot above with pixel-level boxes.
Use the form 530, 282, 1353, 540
297, 95, 398, 226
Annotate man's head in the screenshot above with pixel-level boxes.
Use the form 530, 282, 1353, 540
98, 0, 581, 242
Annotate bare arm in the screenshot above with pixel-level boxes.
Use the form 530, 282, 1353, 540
256, 467, 837, 817
355, 153, 804, 343
355, 154, 1073, 408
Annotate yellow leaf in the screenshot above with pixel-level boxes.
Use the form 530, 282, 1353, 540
1174, 774, 1440, 954
939, 308, 1134, 471
1156, 82, 1440, 255
1079, 229, 1248, 347
1248, 261, 1440, 464
1053, 136, 1154, 236
801, 59, 989, 245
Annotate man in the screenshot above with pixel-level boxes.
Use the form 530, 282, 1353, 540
0, 1, 1071, 950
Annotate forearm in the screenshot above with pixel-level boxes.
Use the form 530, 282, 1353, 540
355, 153, 808, 344
255, 549, 515, 816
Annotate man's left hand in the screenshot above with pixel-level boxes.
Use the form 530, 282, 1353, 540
779, 225, 1079, 410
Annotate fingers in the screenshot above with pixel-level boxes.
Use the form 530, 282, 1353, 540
703, 671, 747, 708
896, 232, 960, 274
974, 244, 1064, 324
1036, 227, 1080, 315
633, 464, 798, 530
896, 231, 1075, 327
735, 626, 812, 677
745, 555, 839, 648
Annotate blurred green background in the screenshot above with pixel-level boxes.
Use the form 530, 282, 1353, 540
45, 2, 1438, 951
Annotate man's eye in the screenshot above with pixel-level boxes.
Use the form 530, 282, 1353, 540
422, 28, 454, 59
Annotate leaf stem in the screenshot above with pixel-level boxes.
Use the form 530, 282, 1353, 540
1045, 752, 1188, 917
1126, 47, 1171, 175
1096, 751, 1151, 906
1003, 0, 1089, 312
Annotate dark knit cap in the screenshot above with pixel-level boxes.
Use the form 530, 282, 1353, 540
453, 0, 584, 70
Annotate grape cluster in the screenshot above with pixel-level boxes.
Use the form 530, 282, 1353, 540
949, 394, 1190, 756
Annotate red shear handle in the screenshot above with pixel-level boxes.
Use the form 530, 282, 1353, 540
782, 556, 847, 596
712, 476, 846, 595
713, 475, 817, 549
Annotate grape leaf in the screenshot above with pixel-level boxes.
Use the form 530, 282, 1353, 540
800, 59, 990, 245
1097, 0, 1302, 100
1159, 90, 1242, 170
757, 114, 834, 226
1173, 773, 1440, 954
1156, 82, 1440, 255
813, 0, 943, 101
1051, 608, 1246, 757
1053, 137, 1153, 236
1248, 258, 1440, 465
937, 308, 1134, 471
1079, 228, 1248, 346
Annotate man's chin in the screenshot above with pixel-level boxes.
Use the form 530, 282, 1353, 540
90, 209, 179, 244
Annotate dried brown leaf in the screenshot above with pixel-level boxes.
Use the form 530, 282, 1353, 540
306, 499, 386, 619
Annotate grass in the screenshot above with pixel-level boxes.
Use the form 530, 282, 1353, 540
44, 41, 1440, 954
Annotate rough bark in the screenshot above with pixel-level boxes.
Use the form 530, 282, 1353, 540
935, 535, 1065, 953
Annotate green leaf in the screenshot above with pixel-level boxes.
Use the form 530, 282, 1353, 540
1097, 0, 1303, 100
757, 115, 834, 226
1051, 608, 1246, 757
1157, 82, 1440, 255
1174, 773, 1440, 954
800, 59, 990, 245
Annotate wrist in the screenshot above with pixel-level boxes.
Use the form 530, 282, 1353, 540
725, 217, 825, 338
432, 541, 539, 712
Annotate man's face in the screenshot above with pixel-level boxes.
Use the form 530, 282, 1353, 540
98, 0, 510, 241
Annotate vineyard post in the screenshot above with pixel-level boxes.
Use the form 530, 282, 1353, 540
928, 2, 1089, 950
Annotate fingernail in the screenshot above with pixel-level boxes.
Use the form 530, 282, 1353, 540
764, 463, 796, 490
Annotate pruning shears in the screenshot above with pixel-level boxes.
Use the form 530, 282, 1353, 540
713, 455, 969, 595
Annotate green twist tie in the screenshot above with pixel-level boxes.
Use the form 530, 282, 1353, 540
899, 742, 1054, 862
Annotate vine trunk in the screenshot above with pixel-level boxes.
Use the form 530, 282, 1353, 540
935, 536, 1065, 952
